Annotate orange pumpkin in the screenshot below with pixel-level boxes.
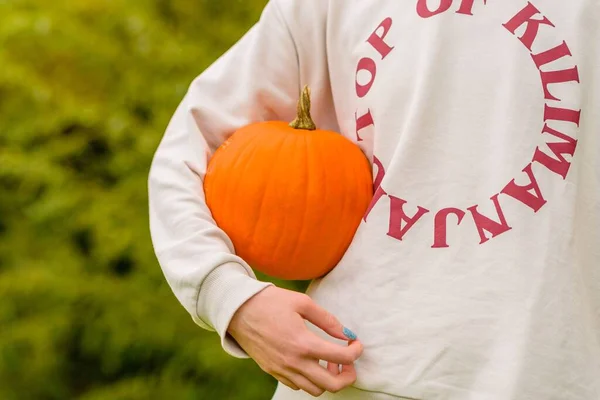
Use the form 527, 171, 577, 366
204, 86, 373, 280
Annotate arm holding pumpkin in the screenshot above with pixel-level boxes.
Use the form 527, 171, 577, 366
149, 1, 362, 393
148, 0, 297, 357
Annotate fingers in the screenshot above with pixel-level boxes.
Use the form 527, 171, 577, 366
273, 333, 361, 397
275, 343, 358, 396
297, 297, 356, 342
341, 362, 356, 375
299, 359, 357, 394
294, 295, 363, 365
273, 373, 300, 391
303, 333, 364, 365
327, 360, 355, 376
327, 361, 340, 375
247, 291, 363, 397
287, 371, 326, 397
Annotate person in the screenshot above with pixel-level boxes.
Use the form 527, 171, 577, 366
148, 0, 600, 398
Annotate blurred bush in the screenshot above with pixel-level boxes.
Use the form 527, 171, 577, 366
0, 0, 306, 398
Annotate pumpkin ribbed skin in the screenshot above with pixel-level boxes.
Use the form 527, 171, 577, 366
204, 90, 373, 280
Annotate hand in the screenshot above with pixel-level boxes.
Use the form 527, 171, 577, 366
227, 286, 363, 397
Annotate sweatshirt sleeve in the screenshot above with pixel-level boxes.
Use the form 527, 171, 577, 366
147, 0, 303, 358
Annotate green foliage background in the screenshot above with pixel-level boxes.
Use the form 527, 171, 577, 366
0, 1, 306, 398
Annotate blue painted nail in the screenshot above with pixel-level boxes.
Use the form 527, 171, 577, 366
343, 327, 357, 340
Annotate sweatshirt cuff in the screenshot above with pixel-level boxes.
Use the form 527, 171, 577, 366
195, 262, 273, 358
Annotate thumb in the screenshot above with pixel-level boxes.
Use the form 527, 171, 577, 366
298, 298, 358, 342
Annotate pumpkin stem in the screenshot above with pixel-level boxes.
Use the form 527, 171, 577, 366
289, 85, 317, 131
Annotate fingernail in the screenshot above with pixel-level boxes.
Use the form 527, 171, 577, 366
343, 327, 357, 340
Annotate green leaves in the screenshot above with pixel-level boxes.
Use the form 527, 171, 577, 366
0, 0, 302, 398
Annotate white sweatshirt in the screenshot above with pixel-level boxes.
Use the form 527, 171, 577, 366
148, 1, 600, 399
